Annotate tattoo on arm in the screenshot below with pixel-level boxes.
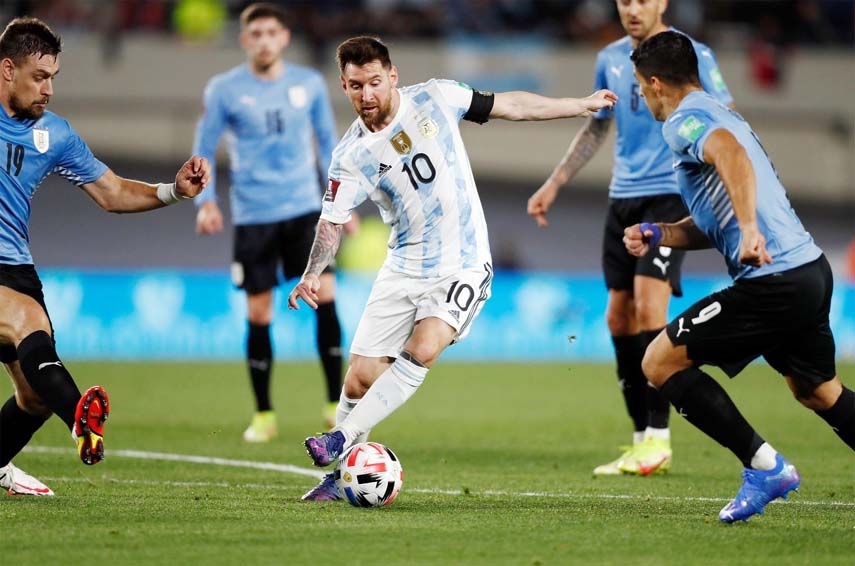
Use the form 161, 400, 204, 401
551, 117, 611, 184
304, 220, 343, 277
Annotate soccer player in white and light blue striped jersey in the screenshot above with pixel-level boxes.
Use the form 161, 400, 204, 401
192, 3, 345, 441
625, 30, 853, 523
0, 17, 209, 496
288, 35, 618, 501
528, 0, 733, 477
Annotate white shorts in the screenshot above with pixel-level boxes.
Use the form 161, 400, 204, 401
349, 263, 493, 358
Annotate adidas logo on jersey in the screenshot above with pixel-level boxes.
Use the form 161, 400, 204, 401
448, 309, 460, 321
379, 163, 392, 177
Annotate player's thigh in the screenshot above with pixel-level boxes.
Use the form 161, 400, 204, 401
232, 223, 280, 294
0, 265, 54, 363
637, 195, 688, 297
601, 200, 637, 293
350, 270, 418, 359
665, 283, 780, 378
763, 256, 836, 385
414, 263, 493, 344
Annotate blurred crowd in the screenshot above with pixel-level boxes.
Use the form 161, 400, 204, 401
1, 0, 853, 48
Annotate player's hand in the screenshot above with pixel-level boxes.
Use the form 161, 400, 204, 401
288, 274, 321, 310
623, 224, 650, 257
175, 155, 211, 199
527, 181, 559, 228
195, 200, 223, 235
578, 89, 618, 116
738, 225, 773, 267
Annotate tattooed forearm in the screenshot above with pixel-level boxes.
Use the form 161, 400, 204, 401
550, 117, 611, 185
304, 219, 343, 277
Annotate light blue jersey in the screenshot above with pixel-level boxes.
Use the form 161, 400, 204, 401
593, 31, 732, 198
0, 110, 107, 264
323, 80, 491, 278
193, 63, 337, 225
662, 91, 822, 280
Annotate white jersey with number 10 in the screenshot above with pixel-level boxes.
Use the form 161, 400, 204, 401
322, 79, 492, 279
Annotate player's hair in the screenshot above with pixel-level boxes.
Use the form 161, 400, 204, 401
240, 2, 289, 29
336, 36, 391, 73
0, 17, 61, 64
630, 30, 700, 87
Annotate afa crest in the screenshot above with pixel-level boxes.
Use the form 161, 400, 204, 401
33, 127, 50, 153
418, 117, 438, 139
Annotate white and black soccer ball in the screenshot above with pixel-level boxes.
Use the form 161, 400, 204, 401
334, 442, 403, 508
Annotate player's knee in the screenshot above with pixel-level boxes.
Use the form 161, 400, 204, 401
344, 357, 382, 397
12, 305, 52, 343
641, 337, 671, 387
605, 310, 634, 335
400, 345, 435, 368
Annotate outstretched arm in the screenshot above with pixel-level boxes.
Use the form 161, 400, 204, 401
288, 219, 344, 310
624, 216, 712, 257
527, 116, 612, 228
80, 156, 210, 213
490, 89, 617, 121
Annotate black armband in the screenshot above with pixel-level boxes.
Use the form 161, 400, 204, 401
463, 90, 494, 124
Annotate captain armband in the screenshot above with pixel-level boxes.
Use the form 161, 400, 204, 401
463, 90, 495, 124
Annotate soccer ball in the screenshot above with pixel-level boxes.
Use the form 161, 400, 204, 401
334, 442, 403, 508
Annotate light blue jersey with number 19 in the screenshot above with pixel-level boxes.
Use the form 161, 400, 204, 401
0, 109, 107, 265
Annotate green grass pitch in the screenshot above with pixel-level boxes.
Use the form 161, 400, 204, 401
2, 361, 854, 565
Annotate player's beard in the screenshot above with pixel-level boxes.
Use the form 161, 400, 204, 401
359, 95, 393, 130
10, 92, 47, 120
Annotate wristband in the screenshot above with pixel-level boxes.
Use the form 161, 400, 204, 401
639, 222, 662, 248
156, 183, 190, 205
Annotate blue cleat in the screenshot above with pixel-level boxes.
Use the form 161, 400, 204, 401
719, 454, 800, 523
300, 472, 341, 502
304, 430, 346, 467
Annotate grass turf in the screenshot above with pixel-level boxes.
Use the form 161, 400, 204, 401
2, 361, 854, 565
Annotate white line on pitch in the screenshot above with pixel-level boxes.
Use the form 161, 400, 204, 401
23, 445, 855, 508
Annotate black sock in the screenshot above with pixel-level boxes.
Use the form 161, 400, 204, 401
247, 323, 273, 412
316, 301, 343, 403
659, 367, 764, 467
17, 330, 80, 430
815, 386, 855, 450
0, 395, 49, 467
641, 328, 670, 429
611, 334, 647, 432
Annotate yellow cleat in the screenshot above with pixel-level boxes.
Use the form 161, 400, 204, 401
242, 411, 277, 443
593, 445, 637, 476
620, 437, 672, 476
322, 401, 338, 430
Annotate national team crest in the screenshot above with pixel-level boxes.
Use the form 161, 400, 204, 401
289, 86, 308, 108
33, 127, 49, 153
390, 131, 412, 155
418, 117, 438, 139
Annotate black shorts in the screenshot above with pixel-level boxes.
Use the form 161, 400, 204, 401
232, 212, 334, 294
602, 194, 688, 297
0, 263, 54, 363
666, 255, 836, 384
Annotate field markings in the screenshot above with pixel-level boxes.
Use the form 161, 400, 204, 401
24, 445, 855, 508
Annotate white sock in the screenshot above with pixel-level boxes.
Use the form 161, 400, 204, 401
644, 427, 670, 441
338, 356, 428, 445
749, 442, 778, 470
336, 392, 369, 445
632, 431, 645, 445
